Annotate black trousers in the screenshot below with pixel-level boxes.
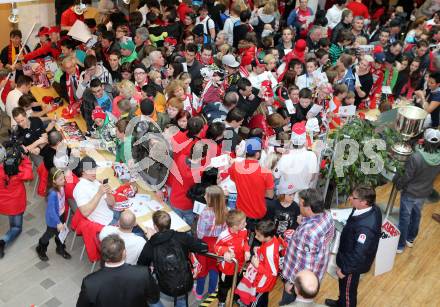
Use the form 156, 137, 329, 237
39, 226, 63, 247
218, 274, 234, 303
251, 292, 269, 307
338, 273, 360, 307
39, 215, 65, 247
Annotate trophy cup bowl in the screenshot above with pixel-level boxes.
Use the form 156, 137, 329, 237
391, 106, 428, 161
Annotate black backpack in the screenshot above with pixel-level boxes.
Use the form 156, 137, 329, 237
152, 232, 193, 297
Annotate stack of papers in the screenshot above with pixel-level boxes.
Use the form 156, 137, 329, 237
330, 208, 353, 224
142, 211, 187, 230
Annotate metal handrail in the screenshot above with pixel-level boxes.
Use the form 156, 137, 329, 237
203, 252, 239, 307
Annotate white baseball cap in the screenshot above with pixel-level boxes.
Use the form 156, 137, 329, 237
424, 128, 440, 144
222, 54, 240, 68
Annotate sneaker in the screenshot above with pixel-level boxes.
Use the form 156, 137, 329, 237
36, 245, 49, 261
56, 247, 71, 260
192, 288, 203, 301
406, 240, 414, 248
396, 247, 404, 254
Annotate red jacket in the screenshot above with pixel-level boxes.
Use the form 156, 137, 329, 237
254, 237, 282, 293
0, 157, 33, 215
169, 154, 202, 211
215, 228, 250, 275
24, 42, 61, 62
71, 210, 103, 262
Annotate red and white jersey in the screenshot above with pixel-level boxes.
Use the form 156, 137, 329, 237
254, 236, 282, 292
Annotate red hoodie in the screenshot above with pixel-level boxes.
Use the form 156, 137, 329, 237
215, 227, 250, 275
254, 237, 282, 292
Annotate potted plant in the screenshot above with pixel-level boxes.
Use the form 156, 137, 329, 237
320, 117, 403, 206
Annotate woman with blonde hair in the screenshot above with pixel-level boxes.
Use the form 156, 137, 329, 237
165, 79, 186, 101
112, 80, 142, 118
178, 72, 200, 115
195, 185, 227, 300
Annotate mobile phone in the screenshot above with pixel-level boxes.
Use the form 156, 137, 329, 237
103, 178, 109, 184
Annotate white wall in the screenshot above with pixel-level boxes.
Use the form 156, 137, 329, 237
16, 0, 55, 49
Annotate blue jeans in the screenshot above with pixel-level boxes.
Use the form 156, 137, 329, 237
398, 194, 425, 249
196, 269, 219, 295
170, 205, 195, 226
1, 214, 23, 244
148, 293, 188, 307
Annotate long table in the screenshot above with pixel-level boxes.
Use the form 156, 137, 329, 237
31, 86, 190, 232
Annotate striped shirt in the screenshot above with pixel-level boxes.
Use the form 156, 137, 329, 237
282, 211, 335, 283
196, 207, 227, 239
329, 43, 344, 65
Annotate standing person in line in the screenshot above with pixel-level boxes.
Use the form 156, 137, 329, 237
393, 128, 440, 253
280, 189, 335, 306
214, 210, 251, 307
137, 210, 208, 307
35, 168, 71, 261
76, 234, 161, 307
194, 185, 227, 300
325, 185, 382, 307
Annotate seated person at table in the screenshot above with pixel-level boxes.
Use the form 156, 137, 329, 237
73, 156, 116, 226
90, 106, 117, 153
18, 93, 51, 120
99, 210, 146, 265
75, 54, 112, 100
291, 88, 322, 126
6, 75, 32, 127
12, 107, 54, 156
82, 78, 116, 131
39, 130, 76, 171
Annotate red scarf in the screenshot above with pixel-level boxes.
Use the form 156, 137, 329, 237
7, 41, 26, 65
65, 66, 80, 105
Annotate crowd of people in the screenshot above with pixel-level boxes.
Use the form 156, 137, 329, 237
0, 0, 440, 306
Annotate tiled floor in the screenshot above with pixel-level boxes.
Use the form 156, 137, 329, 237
0, 183, 202, 307
0, 111, 203, 307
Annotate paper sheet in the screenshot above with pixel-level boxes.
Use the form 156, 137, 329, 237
129, 199, 151, 217
210, 154, 229, 168
307, 104, 323, 118
338, 105, 357, 117
285, 99, 296, 114
67, 20, 92, 43
330, 208, 353, 224
58, 224, 69, 244
193, 201, 207, 215
96, 161, 113, 168
142, 211, 187, 230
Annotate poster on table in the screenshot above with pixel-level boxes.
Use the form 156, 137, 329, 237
374, 219, 400, 276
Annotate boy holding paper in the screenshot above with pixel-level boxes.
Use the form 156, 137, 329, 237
328, 84, 348, 129
291, 88, 323, 126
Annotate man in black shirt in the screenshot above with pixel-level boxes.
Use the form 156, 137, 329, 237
12, 107, 51, 156
236, 78, 263, 123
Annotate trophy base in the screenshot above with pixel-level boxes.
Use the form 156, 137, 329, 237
391, 142, 413, 162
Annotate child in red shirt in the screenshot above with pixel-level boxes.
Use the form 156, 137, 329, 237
215, 210, 250, 306
249, 220, 283, 306
327, 84, 348, 129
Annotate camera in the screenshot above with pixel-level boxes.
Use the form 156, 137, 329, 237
2, 128, 25, 177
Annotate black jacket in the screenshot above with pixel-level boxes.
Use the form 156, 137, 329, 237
76, 264, 160, 307
393, 149, 440, 198
236, 88, 262, 123
336, 206, 382, 275
290, 103, 322, 125
137, 229, 208, 267
81, 84, 116, 131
